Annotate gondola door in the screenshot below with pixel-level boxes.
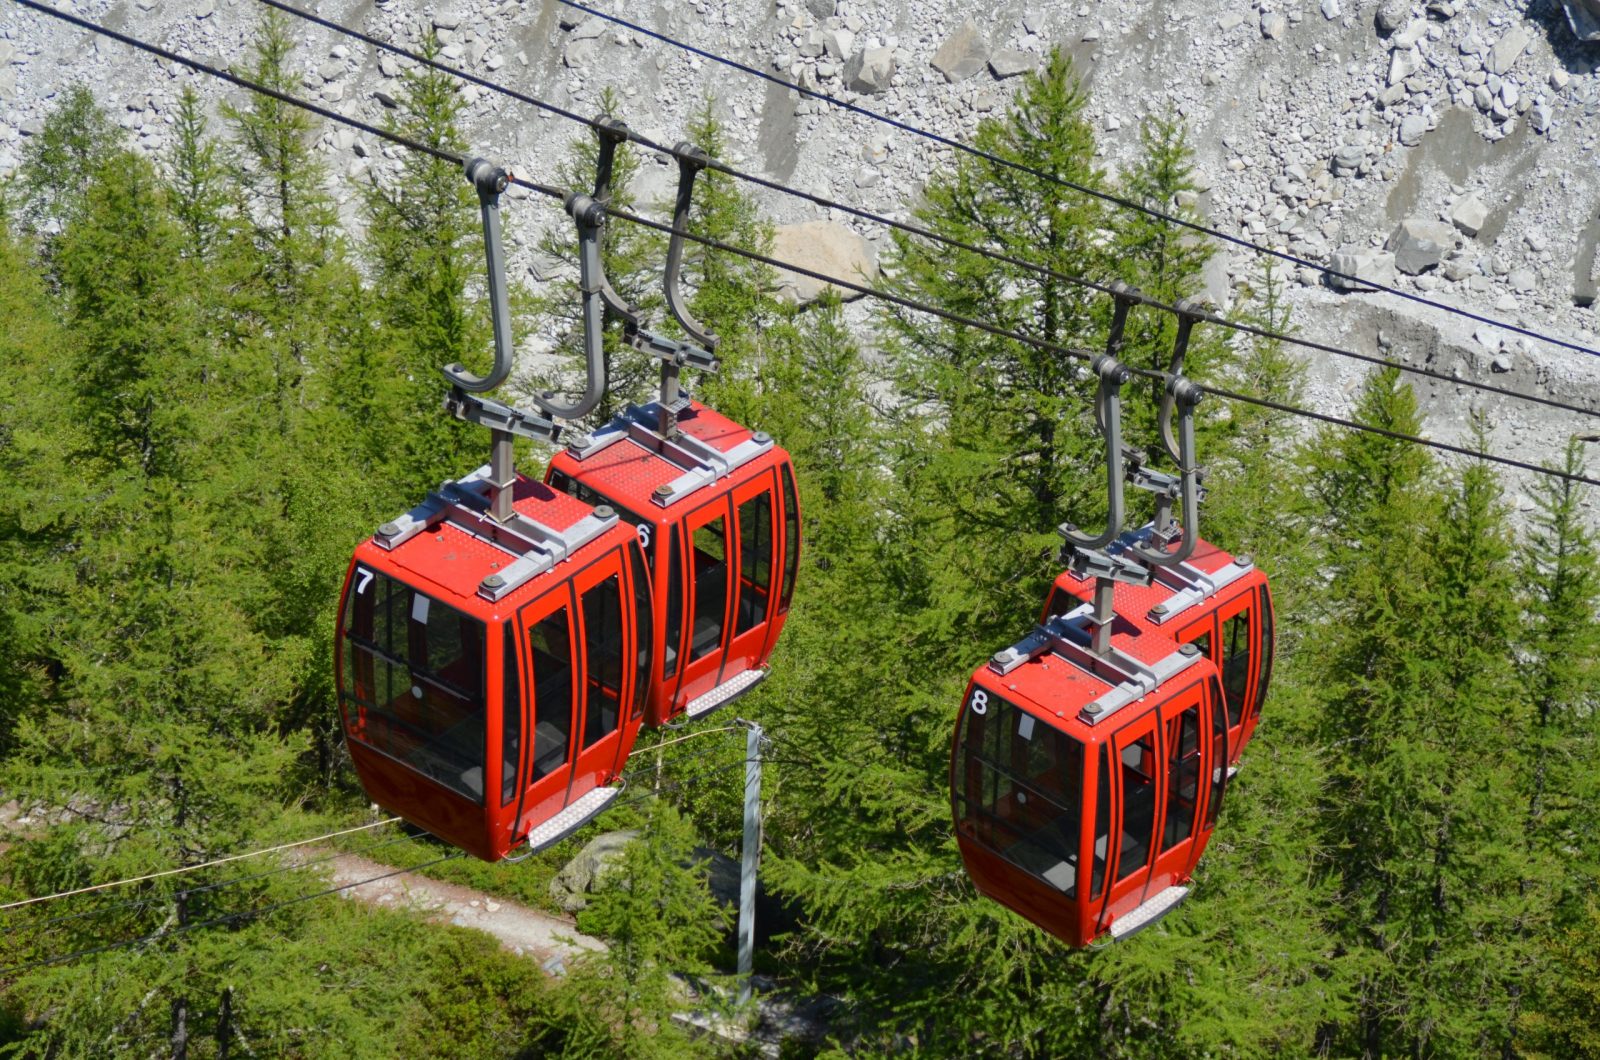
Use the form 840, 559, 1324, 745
1215, 591, 1258, 761
513, 587, 579, 839
569, 549, 636, 792
726, 470, 779, 678
1147, 684, 1207, 897
677, 496, 736, 707
1097, 709, 1164, 933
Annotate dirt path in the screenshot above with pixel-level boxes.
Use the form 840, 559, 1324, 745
304, 850, 606, 968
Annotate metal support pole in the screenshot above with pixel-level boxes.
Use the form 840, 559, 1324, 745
1091, 576, 1116, 656
488, 427, 515, 524
736, 719, 764, 1008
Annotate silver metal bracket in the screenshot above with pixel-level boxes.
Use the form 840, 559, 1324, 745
987, 605, 1202, 724
564, 401, 774, 508
1065, 546, 1155, 588
633, 328, 720, 374
1099, 522, 1256, 625
444, 389, 562, 444
370, 465, 619, 602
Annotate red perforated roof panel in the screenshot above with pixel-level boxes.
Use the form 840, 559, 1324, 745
353, 473, 633, 621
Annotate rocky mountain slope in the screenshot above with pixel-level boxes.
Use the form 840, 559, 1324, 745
3, 0, 1597, 509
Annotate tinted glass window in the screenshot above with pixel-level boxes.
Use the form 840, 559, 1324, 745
1206, 676, 1227, 829
736, 490, 775, 636
501, 625, 521, 806
527, 602, 574, 782
955, 688, 1085, 898
339, 567, 487, 804
690, 514, 728, 662
779, 463, 801, 613
629, 543, 653, 721
1255, 587, 1275, 720
1117, 730, 1158, 881
1161, 703, 1201, 852
581, 574, 624, 749
1222, 608, 1253, 726
1045, 586, 1077, 622
664, 530, 683, 679
1091, 743, 1111, 900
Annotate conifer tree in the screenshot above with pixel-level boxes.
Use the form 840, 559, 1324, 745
549, 801, 729, 1058
879, 47, 1107, 623
15, 82, 122, 234
165, 85, 231, 264
677, 97, 779, 425
357, 31, 484, 492
1512, 439, 1600, 1053
525, 87, 667, 423
1, 143, 306, 1055
1111, 111, 1229, 450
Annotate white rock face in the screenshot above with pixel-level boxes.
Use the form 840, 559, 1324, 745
770, 221, 878, 304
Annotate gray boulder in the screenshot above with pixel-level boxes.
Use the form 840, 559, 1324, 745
931, 20, 989, 82
844, 46, 896, 93
549, 829, 638, 913
1386, 219, 1457, 274
988, 49, 1034, 79
1376, 0, 1408, 33
1329, 247, 1397, 291
1486, 26, 1530, 75
1450, 193, 1488, 237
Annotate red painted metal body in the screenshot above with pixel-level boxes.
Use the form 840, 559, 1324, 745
950, 612, 1229, 947
334, 474, 648, 862
1043, 535, 1275, 765
544, 401, 801, 727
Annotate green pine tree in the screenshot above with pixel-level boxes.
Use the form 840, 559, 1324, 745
525, 88, 667, 424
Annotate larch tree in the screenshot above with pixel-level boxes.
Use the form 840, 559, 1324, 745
524, 87, 668, 424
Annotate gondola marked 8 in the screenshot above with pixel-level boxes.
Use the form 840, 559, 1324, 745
970, 688, 988, 715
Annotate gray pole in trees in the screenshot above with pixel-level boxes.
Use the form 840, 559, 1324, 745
736, 718, 764, 1008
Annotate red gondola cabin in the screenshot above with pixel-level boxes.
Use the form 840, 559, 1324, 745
951, 604, 1229, 947
335, 466, 651, 862
1044, 527, 1274, 767
545, 399, 800, 727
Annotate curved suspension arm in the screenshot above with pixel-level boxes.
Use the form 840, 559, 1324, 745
1062, 288, 1138, 551
444, 158, 516, 393
589, 116, 643, 327
663, 142, 720, 352
1157, 300, 1205, 463
445, 157, 612, 420
1130, 374, 1205, 567
541, 192, 611, 419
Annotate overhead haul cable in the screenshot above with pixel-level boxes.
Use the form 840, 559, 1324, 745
0, 815, 401, 912
1, 831, 422, 936
251, 0, 1600, 422
553, 0, 1600, 361
0, 853, 464, 979
9, 0, 1597, 492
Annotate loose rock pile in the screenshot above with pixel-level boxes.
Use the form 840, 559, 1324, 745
1, 0, 1596, 503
